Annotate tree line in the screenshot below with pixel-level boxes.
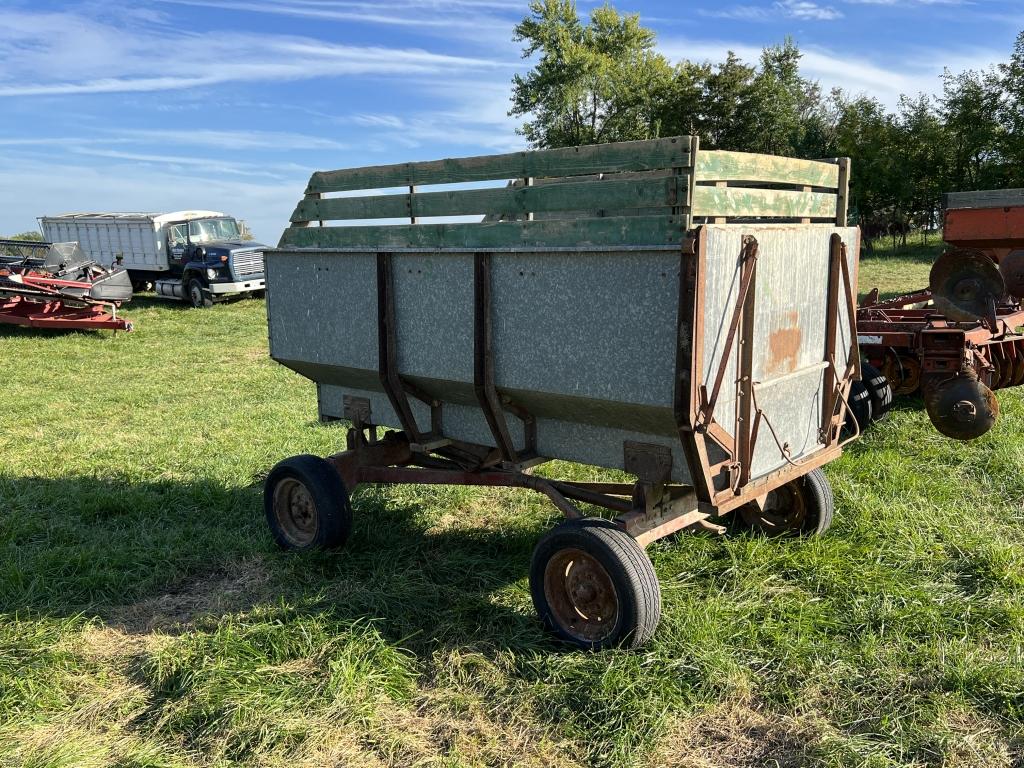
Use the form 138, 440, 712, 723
510, 0, 1024, 241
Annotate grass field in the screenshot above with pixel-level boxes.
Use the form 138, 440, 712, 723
3, 234, 1024, 767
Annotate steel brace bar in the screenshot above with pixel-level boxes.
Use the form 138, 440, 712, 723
376, 252, 439, 445
473, 251, 538, 464
698, 236, 759, 430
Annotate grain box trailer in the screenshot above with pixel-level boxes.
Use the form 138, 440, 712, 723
39, 211, 267, 308
262, 136, 861, 649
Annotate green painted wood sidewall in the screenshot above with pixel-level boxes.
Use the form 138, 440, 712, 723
280, 215, 686, 249
292, 175, 690, 223
307, 137, 694, 194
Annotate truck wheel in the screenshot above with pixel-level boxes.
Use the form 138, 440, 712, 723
187, 277, 213, 308
862, 362, 894, 422
530, 518, 660, 650
737, 468, 834, 537
264, 454, 352, 551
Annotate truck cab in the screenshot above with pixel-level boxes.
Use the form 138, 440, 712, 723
164, 215, 267, 307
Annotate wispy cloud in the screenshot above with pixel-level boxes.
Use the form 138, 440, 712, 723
157, 0, 520, 29
845, 0, 965, 5
0, 9, 513, 98
68, 147, 298, 179
114, 129, 350, 152
783, 0, 844, 18
702, 0, 842, 21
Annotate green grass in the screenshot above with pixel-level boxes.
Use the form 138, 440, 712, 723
3, 239, 1024, 767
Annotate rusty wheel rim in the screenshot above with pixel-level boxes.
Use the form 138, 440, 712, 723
273, 477, 318, 547
883, 353, 921, 395
543, 548, 619, 644
743, 482, 807, 534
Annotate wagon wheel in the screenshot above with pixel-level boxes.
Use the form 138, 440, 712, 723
530, 518, 660, 650
737, 468, 834, 537
264, 454, 353, 550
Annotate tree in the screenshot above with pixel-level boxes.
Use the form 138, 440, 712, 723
652, 60, 711, 139
894, 94, 949, 231
699, 52, 756, 150
510, 0, 672, 147
746, 39, 818, 156
999, 30, 1024, 184
940, 68, 1003, 190
827, 91, 897, 221
4, 231, 43, 241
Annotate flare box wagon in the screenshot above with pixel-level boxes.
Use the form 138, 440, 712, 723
260, 136, 861, 649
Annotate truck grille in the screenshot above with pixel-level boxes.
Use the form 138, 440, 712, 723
231, 249, 264, 279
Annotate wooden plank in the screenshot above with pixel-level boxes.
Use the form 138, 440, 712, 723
713, 181, 727, 224
291, 175, 689, 222
695, 151, 840, 188
279, 214, 684, 250
306, 136, 693, 193
692, 186, 837, 219
292, 191, 323, 227
836, 158, 850, 226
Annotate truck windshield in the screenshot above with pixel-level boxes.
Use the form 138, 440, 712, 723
187, 218, 241, 243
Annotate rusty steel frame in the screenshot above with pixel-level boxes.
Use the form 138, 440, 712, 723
330, 428, 709, 546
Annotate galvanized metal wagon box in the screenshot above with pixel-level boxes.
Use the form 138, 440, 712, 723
263, 136, 861, 649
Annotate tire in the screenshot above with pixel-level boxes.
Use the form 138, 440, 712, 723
736, 467, 834, 537
187, 277, 213, 308
529, 518, 661, 650
264, 454, 352, 551
861, 362, 894, 422
843, 378, 873, 436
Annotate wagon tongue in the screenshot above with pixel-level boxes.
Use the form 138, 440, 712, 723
929, 248, 1005, 324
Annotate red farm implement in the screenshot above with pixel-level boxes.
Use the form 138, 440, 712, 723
856, 190, 1024, 440
0, 239, 134, 332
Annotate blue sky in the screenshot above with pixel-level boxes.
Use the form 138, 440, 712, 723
1, 0, 1020, 243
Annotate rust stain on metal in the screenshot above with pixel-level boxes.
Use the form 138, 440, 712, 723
767, 311, 801, 374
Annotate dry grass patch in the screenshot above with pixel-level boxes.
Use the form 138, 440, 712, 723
934, 708, 1021, 768
104, 557, 272, 633
648, 699, 821, 768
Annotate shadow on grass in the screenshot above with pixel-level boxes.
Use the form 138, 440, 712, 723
0, 473, 547, 653
0, 324, 128, 340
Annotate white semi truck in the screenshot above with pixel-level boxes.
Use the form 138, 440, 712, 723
39, 211, 266, 308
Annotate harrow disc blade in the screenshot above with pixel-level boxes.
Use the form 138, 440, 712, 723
1014, 349, 1024, 387
930, 248, 1004, 322
1000, 249, 1024, 299
924, 373, 999, 440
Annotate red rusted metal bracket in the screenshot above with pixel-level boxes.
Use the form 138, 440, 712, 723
328, 429, 712, 546
697, 235, 759, 433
